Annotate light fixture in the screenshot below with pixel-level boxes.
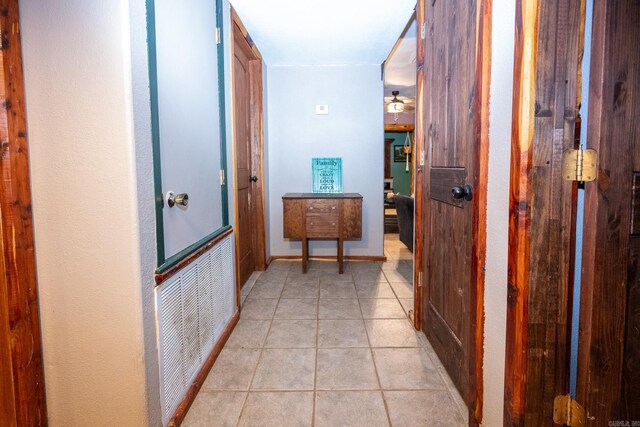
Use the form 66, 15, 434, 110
386, 91, 405, 114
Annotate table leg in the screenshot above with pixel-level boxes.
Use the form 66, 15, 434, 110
302, 237, 308, 273
338, 238, 344, 274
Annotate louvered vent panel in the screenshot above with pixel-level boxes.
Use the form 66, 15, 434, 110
221, 238, 235, 321
156, 234, 236, 426
157, 277, 184, 424
181, 266, 201, 382
198, 252, 214, 358
211, 243, 225, 340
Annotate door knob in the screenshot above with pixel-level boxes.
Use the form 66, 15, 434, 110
451, 185, 473, 201
249, 175, 258, 183
166, 191, 189, 208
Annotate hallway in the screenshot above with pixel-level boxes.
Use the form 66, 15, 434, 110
183, 252, 467, 426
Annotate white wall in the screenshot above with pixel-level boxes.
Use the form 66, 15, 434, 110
21, 1, 160, 425
266, 65, 384, 257
483, 0, 516, 424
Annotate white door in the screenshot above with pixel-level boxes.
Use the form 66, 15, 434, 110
154, 0, 224, 260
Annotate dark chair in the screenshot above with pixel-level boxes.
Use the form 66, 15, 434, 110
395, 195, 414, 252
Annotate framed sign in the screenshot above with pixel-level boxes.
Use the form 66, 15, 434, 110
312, 157, 343, 193
394, 145, 411, 162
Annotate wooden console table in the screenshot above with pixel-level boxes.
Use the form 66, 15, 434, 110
282, 193, 363, 273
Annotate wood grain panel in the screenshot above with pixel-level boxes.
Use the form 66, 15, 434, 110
283, 199, 304, 239
623, 237, 640, 420
505, 0, 581, 425
0, 0, 48, 425
578, 0, 640, 424
429, 167, 466, 207
342, 198, 362, 239
631, 173, 640, 236
470, 0, 492, 421
421, 0, 478, 418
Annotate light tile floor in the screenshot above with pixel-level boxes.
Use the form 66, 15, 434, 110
184, 235, 467, 426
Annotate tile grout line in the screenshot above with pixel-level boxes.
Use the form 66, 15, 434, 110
234, 267, 288, 427
356, 282, 393, 427
312, 275, 320, 427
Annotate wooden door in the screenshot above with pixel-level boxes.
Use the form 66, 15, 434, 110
0, 0, 47, 425
421, 0, 478, 408
233, 24, 256, 287
577, 0, 640, 423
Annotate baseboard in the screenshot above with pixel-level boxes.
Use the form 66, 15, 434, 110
270, 255, 387, 262
167, 310, 240, 427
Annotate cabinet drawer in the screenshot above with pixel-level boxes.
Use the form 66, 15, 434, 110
306, 216, 339, 237
306, 199, 339, 214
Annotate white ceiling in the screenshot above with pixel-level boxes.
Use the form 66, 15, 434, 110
384, 18, 417, 98
230, 0, 417, 66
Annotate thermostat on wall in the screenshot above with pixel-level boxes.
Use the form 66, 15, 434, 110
315, 104, 329, 115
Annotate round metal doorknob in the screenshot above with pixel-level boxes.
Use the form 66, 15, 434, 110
451, 185, 473, 201
249, 175, 258, 183
167, 192, 189, 208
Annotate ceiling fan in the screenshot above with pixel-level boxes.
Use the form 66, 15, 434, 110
384, 90, 416, 112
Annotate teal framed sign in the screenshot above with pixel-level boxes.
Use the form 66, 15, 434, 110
312, 158, 343, 193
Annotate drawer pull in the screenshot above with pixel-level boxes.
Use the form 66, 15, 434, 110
332, 222, 335, 226
309, 206, 314, 210
331, 206, 336, 210
310, 222, 314, 225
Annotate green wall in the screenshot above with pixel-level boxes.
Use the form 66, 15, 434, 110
385, 131, 413, 196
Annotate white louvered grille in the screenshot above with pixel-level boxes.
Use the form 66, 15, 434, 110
156, 234, 236, 426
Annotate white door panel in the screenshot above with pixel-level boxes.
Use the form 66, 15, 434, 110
155, 0, 223, 258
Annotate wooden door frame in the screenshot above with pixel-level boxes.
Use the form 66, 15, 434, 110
413, 0, 491, 425
504, 0, 582, 425
230, 8, 267, 306
0, 0, 48, 425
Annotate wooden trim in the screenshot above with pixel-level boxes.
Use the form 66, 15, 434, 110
384, 123, 415, 132
0, 0, 48, 424
470, 0, 492, 424
413, 0, 425, 333
270, 255, 387, 262
249, 59, 267, 272
230, 8, 267, 307
230, 8, 262, 59
0, 215, 17, 427
154, 227, 234, 285
167, 310, 240, 427
505, 0, 581, 424
504, 1, 537, 423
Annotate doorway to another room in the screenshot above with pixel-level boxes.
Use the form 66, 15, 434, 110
382, 15, 417, 320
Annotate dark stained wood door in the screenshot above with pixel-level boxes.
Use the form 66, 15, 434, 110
233, 24, 256, 287
578, 0, 640, 423
421, 0, 478, 409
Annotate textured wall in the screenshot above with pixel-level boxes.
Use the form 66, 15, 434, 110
483, 0, 516, 424
385, 131, 412, 196
20, 0, 159, 425
266, 65, 384, 257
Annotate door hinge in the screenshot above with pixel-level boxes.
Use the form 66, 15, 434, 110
421, 22, 426, 39
562, 148, 597, 182
553, 395, 585, 426
219, 169, 225, 185
216, 27, 221, 45
417, 271, 423, 288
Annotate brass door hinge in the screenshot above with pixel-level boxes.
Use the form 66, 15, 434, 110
553, 394, 585, 426
417, 271, 423, 288
220, 169, 225, 185
216, 28, 221, 45
562, 148, 597, 182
